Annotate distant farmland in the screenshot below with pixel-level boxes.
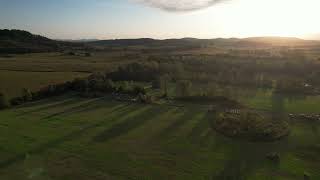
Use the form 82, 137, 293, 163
0, 70, 88, 98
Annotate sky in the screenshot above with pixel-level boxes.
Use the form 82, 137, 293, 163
1, 0, 320, 40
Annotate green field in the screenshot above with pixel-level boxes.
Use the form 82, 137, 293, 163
237, 88, 320, 113
0, 95, 319, 180
170, 83, 320, 114
0, 70, 89, 98
0, 52, 142, 73
0, 52, 144, 98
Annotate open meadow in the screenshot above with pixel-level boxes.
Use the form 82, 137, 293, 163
0, 70, 88, 98
0, 52, 141, 97
0, 95, 319, 180
0, 94, 320, 180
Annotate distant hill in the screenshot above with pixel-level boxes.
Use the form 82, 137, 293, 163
241, 37, 320, 47
88, 38, 157, 47
58, 39, 100, 43
88, 38, 214, 50
88, 36, 320, 49
0, 29, 85, 54
1, 29, 320, 54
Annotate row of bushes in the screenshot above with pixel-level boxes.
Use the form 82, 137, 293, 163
0, 74, 148, 109
0, 62, 165, 109
75, 73, 147, 95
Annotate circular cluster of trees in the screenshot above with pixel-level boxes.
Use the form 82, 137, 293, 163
211, 110, 290, 141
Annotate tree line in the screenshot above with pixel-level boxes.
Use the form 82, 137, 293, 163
0, 65, 151, 109
1, 58, 319, 109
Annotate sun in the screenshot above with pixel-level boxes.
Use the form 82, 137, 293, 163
208, 0, 320, 38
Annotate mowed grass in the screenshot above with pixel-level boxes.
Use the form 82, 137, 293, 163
0, 70, 89, 98
0, 95, 319, 179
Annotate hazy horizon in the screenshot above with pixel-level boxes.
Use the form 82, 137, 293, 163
53, 35, 319, 42
1, 0, 320, 40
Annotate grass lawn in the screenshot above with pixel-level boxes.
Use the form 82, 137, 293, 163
0, 95, 319, 179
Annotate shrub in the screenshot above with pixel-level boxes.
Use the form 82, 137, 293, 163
67, 52, 76, 56
133, 85, 146, 95
0, 92, 9, 109
22, 88, 33, 101
10, 97, 24, 106
138, 94, 154, 104
71, 78, 89, 92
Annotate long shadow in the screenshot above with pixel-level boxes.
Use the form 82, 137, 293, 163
209, 133, 287, 180
197, 128, 215, 147
41, 97, 111, 119
154, 109, 200, 140
212, 145, 284, 180
93, 105, 170, 143
17, 97, 80, 116
72, 99, 126, 115
212, 159, 248, 180
0, 102, 134, 169
14, 93, 76, 110
210, 141, 269, 180
187, 113, 211, 142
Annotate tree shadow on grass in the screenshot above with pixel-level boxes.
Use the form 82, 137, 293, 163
153, 109, 202, 140
209, 140, 269, 180
17, 97, 81, 116
187, 113, 211, 142
0, 102, 136, 170
14, 94, 75, 109
211, 146, 284, 180
41, 97, 113, 119
93, 105, 171, 143
212, 158, 249, 180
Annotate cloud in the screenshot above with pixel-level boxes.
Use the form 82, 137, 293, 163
133, 0, 228, 12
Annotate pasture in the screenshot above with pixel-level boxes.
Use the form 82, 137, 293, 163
0, 52, 139, 73
0, 95, 319, 179
0, 52, 136, 98
0, 70, 88, 98
0, 49, 319, 180
168, 83, 320, 114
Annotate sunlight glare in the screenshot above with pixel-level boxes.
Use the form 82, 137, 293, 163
207, 0, 320, 38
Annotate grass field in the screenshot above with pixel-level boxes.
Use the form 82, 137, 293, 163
0, 70, 89, 98
238, 88, 320, 113
0, 95, 319, 179
0, 52, 144, 98
170, 83, 320, 114
0, 52, 143, 73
